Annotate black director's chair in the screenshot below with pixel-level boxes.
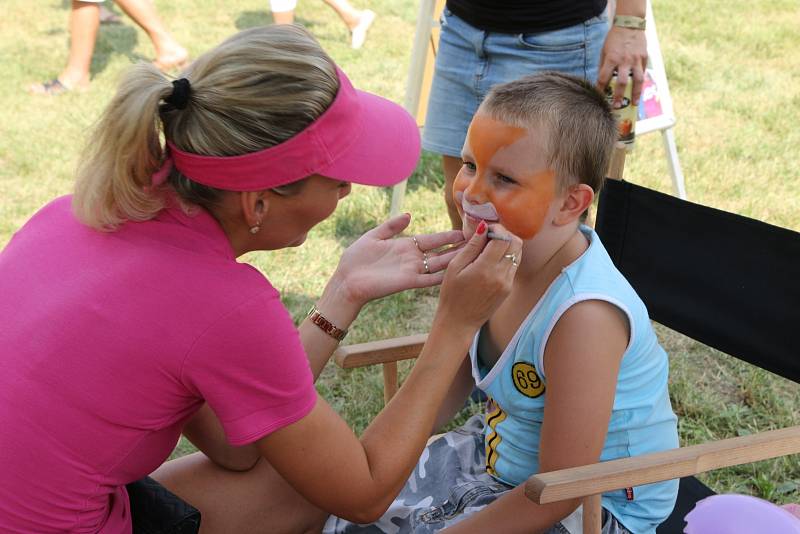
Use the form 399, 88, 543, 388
335, 148, 800, 533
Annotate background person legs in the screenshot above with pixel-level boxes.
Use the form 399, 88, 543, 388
28, 0, 100, 93
29, 0, 187, 95
269, 0, 375, 49
114, 0, 187, 70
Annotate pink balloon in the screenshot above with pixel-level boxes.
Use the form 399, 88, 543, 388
685, 494, 800, 533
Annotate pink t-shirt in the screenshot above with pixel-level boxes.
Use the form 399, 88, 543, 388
0, 196, 317, 533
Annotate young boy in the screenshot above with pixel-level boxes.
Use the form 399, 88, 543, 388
325, 72, 678, 534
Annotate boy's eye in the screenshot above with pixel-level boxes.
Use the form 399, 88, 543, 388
497, 174, 518, 185
462, 161, 476, 172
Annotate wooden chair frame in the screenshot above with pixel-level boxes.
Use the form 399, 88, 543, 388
333, 149, 800, 533
334, 335, 800, 534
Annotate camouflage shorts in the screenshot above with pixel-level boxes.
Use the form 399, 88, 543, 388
323, 415, 630, 534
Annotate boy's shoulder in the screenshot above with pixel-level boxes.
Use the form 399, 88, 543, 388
563, 226, 641, 300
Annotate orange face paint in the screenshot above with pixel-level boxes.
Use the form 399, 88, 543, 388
454, 113, 557, 240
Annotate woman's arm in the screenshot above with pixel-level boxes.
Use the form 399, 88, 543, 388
256, 224, 522, 523
182, 404, 260, 471
180, 214, 462, 471
442, 299, 629, 533
432, 354, 475, 433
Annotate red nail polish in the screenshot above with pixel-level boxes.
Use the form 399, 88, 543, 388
476, 221, 487, 235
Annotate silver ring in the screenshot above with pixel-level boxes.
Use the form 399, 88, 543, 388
422, 252, 431, 274
503, 253, 518, 267
411, 235, 423, 252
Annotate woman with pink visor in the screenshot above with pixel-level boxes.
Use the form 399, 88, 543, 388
0, 25, 522, 534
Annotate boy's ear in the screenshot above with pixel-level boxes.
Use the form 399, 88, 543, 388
239, 191, 270, 229
554, 183, 594, 226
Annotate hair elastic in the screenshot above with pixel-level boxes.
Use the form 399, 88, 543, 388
165, 78, 191, 110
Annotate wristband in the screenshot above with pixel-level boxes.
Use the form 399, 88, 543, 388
306, 305, 348, 341
613, 15, 646, 30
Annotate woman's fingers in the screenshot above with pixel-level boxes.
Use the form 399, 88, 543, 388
464, 224, 515, 270
445, 222, 490, 274
412, 229, 464, 252
461, 224, 521, 291
367, 212, 412, 240
422, 248, 459, 274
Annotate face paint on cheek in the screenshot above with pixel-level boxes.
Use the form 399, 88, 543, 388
494, 170, 557, 239
457, 114, 527, 228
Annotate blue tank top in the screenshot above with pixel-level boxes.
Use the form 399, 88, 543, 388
469, 226, 678, 534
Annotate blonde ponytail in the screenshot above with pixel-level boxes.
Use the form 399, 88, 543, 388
73, 63, 173, 230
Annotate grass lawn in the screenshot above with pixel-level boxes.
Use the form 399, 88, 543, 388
2, 0, 800, 504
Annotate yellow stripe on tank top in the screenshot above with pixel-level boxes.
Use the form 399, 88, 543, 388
484, 398, 507, 477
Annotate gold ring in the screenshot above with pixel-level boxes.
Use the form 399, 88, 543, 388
422, 252, 431, 274
503, 253, 518, 267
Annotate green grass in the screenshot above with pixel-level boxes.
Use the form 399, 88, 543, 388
2, 0, 800, 504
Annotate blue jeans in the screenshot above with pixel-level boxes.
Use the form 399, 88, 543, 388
422, 8, 609, 157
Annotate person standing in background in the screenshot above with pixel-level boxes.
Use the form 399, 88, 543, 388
423, 0, 647, 229
29, 0, 187, 95
269, 0, 376, 49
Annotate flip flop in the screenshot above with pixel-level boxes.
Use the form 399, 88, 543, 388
350, 10, 375, 50
28, 79, 70, 96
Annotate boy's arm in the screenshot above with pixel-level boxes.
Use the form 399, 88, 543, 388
442, 300, 628, 533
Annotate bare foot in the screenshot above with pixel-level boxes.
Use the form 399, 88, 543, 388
153, 46, 189, 72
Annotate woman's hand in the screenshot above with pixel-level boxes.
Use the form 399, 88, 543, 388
329, 213, 465, 307
596, 25, 648, 107
435, 221, 522, 333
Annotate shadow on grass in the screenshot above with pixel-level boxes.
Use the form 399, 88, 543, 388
52, 0, 139, 80
92, 25, 139, 78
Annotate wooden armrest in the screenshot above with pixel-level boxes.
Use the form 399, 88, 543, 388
334, 333, 428, 369
525, 425, 800, 504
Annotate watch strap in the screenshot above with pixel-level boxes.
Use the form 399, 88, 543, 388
307, 306, 348, 341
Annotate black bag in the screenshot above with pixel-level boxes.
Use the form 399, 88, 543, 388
126, 476, 201, 534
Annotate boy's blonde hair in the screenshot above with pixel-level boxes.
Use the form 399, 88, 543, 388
481, 71, 617, 194
73, 25, 338, 230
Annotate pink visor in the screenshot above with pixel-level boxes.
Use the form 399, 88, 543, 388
158, 67, 420, 191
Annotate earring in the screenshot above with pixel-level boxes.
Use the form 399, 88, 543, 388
250, 222, 261, 234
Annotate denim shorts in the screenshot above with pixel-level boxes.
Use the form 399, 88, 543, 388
422, 8, 609, 157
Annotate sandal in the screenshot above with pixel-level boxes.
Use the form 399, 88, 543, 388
350, 10, 375, 50
28, 79, 70, 96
